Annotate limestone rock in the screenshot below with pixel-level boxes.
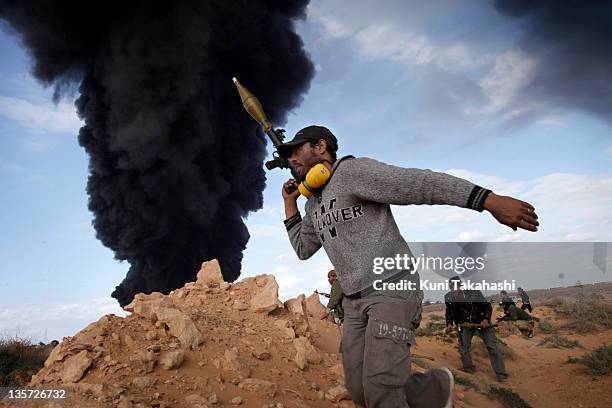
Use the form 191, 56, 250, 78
325, 385, 350, 403
185, 394, 210, 408
223, 347, 251, 377
123, 292, 174, 320
238, 378, 277, 397
232, 300, 249, 311
197, 259, 224, 287
304, 292, 327, 318
155, 306, 203, 348
293, 337, 321, 370
59, 350, 92, 383
231, 396, 244, 405
251, 345, 271, 360
274, 320, 296, 339
132, 376, 156, 388
249, 275, 282, 313
284, 294, 306, 316
159, 349, 185, 370
330, 362, 345, 381
44, 343, 69, 368
70, 382, 105, 398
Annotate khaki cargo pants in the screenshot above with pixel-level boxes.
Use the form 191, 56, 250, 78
341, 290, 451, 407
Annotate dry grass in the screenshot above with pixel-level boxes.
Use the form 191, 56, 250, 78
537, 319, 556, 334
546, 299, 612, 333
0, 336, 49, 387
567, 344, 612, 375
488, 386, 532, 408
415, 321, 446, 337
540, 335, 581, 349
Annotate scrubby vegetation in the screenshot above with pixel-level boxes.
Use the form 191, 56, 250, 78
538, 319, 556, 334
0, 336, 49, 386
415, 321, 446, 337
488, 386, 532, 408
540, 334, 581, 349
546, 298, 612, 333
567, 344, 612, 375
453, 372, 478, 390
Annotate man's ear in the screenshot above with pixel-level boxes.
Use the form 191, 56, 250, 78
316, 138, 328, 154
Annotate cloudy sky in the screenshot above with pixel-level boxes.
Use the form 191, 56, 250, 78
1, 0, 611, 342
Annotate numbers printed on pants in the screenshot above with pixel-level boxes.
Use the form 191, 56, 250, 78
375, 319, 411, 342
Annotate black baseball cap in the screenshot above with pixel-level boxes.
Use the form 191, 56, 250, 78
277, 125, 338, 158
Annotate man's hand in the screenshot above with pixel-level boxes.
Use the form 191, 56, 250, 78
283, 179, 301, 220
483, 192, 539, 232
282, 179, 300, 201
481, 319, 490, 328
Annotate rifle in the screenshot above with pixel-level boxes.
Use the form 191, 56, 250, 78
315, 290, 330, 298
459, 322, 498, 330
232, 78, 300, 180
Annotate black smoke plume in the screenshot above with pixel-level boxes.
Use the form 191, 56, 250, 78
494, 0, 612, 126
0, 0, 314, 306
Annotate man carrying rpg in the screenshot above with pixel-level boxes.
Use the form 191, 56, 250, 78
280, 125, 538, 407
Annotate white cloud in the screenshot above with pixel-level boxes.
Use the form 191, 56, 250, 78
457, 230, 485, 241
472, 50, 537, 115
0, 298, 126, 343
393, 169, 612, 242
0, 95, 81, 134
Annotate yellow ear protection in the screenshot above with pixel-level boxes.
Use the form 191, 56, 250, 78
298, 162, 332, 198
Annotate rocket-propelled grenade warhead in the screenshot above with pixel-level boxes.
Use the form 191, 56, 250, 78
232, 77, 300, 181
232, 77, 271, 132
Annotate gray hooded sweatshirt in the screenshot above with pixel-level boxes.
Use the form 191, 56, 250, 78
284, 156, 491, 297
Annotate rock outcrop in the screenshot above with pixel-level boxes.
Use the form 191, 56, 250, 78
17, 259, 351, 408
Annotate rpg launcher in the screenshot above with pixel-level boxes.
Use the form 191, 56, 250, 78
232, 77, 300, 181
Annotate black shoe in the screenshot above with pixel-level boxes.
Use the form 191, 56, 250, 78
497, 374, 508, 382
460, 366, 476, 374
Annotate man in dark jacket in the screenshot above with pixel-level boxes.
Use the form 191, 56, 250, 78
517, 287, 533, 312
445, 276, 508, 382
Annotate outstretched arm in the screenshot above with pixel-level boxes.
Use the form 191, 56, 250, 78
345, 157, 539, 232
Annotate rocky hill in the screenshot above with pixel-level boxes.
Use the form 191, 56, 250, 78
3, 260, 352, 408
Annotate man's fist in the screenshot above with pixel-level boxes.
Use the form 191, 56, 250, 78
483, 192, 539, 232
282, 178, 300, 201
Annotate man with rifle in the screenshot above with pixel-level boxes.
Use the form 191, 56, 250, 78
445, 276, 508, 382
316, 269, 345, 325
